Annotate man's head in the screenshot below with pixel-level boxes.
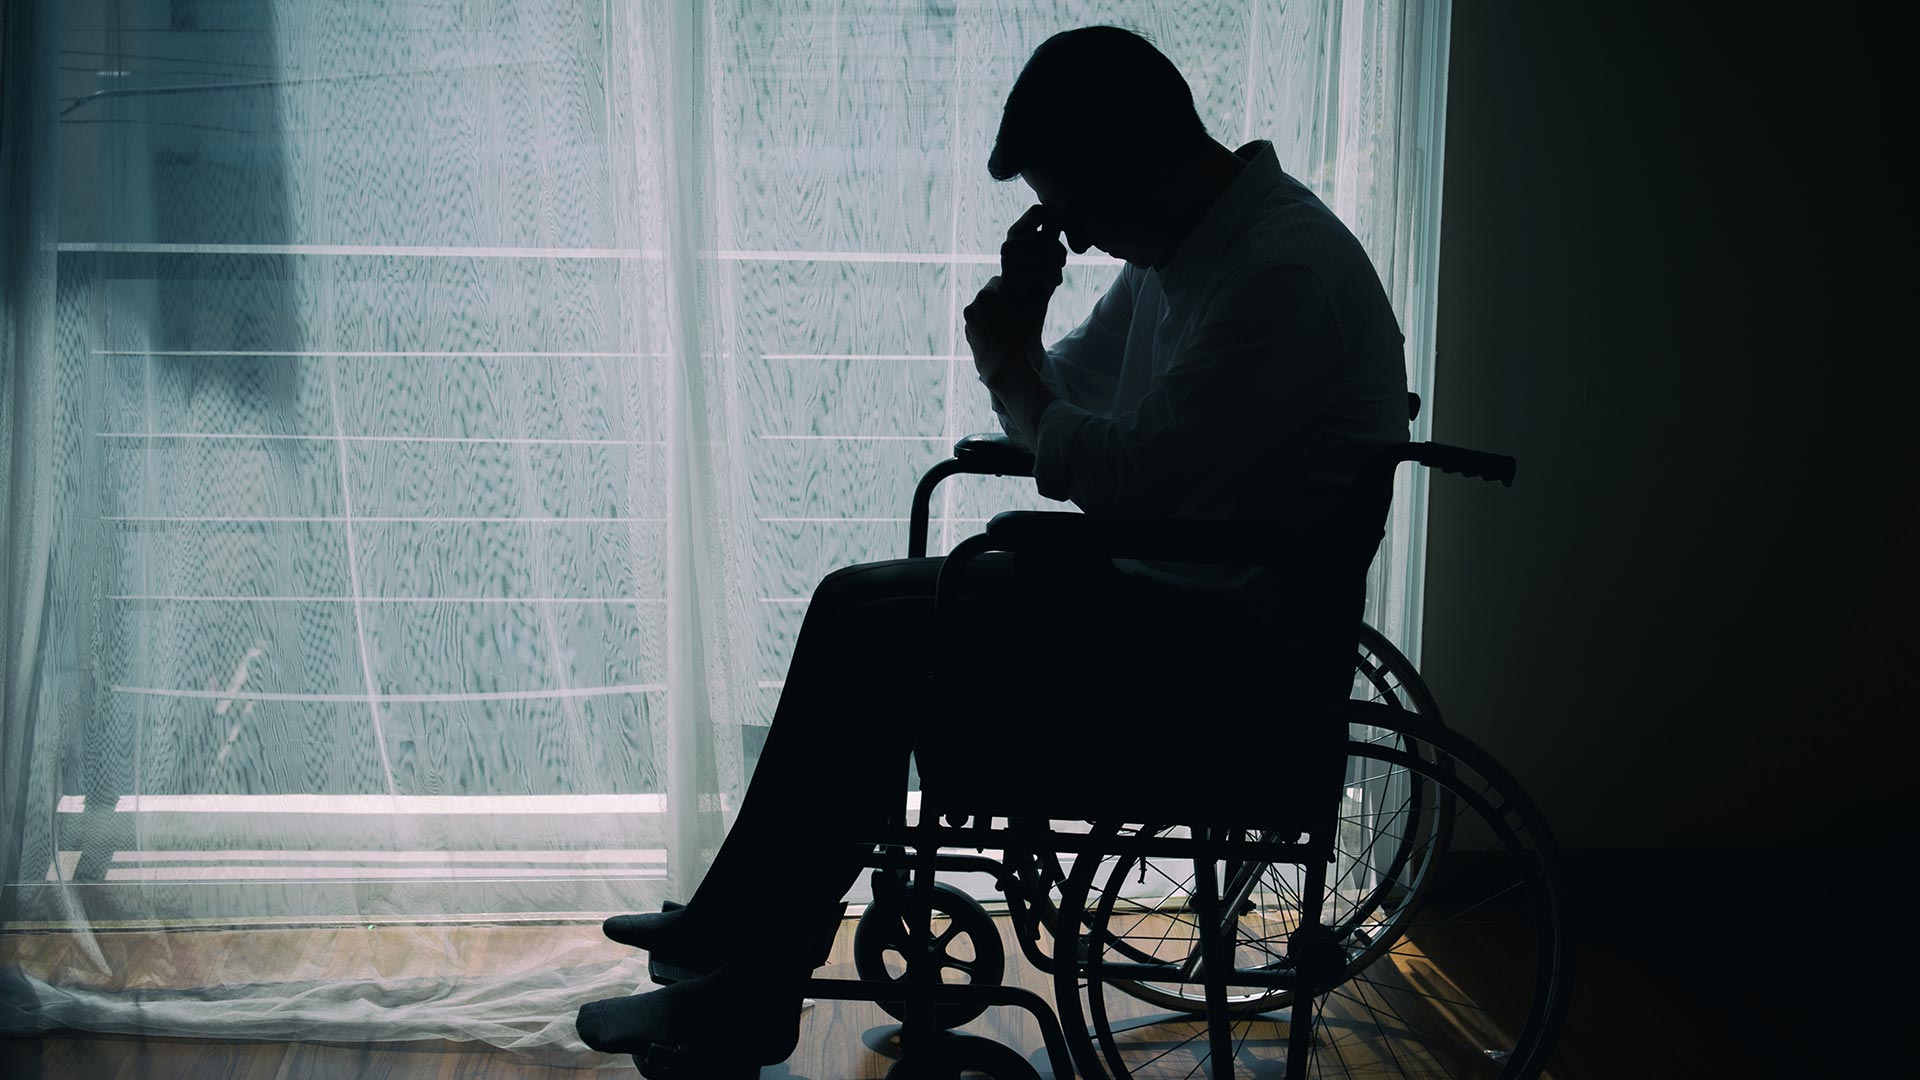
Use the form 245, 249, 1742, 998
988, 26, 1213, 266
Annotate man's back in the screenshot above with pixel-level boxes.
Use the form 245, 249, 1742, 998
1017, 141, 1408, 546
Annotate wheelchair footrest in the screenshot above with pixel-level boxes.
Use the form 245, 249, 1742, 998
644, 956, 706, 988
646, 899, 850, 988
643, 900, 693, 987
634, 1042, 761, 1080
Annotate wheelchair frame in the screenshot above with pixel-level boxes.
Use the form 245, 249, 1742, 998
642, 404, 1561, 1079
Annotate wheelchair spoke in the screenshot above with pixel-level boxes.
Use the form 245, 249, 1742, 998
1346, 762, 1417, 785
1118, 1019, 1210, 1076
1325, 989, 1451, 1076
1134, 864, 1203, 927
1363, 680, 1403, 706
1119, 863, 1203, 934
873, 910, 912, 952
932, 920, 965, 952
1112, 896, 1196, 945
1340, 981, 1417, 1079
941, 957, 979, 979
1336, 807, 1409, 886
851, 879, 1005, 1029
1332, 972, 1492, 1080
1220, 1008, 1255, 1080
1341, 965, 1505, 1017
1382, 888, 1531, 955
1320, 1003, 1363, 1080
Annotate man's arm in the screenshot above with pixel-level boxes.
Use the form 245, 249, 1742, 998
973, 205, 1132, 448
986, 354, 1057, 448
981, 265, 1136, 447
1030, 264, 1344, 516
967, 290, 1055, 448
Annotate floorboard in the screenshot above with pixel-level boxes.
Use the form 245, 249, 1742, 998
0, 846, 1883, 1078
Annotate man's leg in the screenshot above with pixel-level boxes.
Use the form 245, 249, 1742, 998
578, 549, 1109, 1060
688, 557, 948, 933
600, 556, 964, 972
580, 558, 950, 1057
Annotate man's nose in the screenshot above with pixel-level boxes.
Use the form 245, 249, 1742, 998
1065, 229, 1093, 255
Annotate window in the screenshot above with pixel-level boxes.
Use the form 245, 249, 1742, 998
25, 0, 1443, 927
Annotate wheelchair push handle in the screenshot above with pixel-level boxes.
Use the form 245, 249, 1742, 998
1397, 393, 1515, 485
1411, 443, 1517, 486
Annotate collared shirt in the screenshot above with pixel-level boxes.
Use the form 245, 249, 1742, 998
996, 140, 1409, 585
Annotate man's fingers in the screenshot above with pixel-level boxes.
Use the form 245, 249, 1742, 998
1000, 212, 1066, 299
1006, 204, 1058, 240
999, 249, 1064, 283
1000, 236, 1065, 262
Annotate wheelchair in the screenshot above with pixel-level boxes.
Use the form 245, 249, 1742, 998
644, 395, 1568, 1079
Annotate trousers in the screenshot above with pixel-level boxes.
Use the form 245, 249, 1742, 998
686, 549, 1359, 963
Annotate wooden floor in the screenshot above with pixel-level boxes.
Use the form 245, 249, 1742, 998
0, 848, 1881, 1079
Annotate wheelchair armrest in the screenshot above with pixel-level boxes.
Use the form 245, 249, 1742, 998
907, 436, 1038, 559
980, 510, 1293, 567
950, 433, 1036, 477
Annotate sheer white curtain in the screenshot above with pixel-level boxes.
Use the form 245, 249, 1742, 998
0, 0, 1449, 1061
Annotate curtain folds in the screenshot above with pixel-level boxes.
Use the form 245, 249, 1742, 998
1, 0, 59, 926
0, 0, 1449, 1062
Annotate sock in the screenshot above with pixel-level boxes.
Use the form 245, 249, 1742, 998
575, 961, 807, 1061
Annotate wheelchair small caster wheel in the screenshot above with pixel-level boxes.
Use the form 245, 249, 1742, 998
854, 879, 1006, 1028
885, 1034, 1042, 1080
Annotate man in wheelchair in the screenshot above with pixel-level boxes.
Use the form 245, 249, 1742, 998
577, 25, 1410, 1072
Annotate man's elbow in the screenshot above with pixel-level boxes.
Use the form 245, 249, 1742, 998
1073, 435, 1184, 518
994, 412, 1033, 451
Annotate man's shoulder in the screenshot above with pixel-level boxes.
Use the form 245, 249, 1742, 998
1200, 254, 1331, 313
1225, 195, 1367, 292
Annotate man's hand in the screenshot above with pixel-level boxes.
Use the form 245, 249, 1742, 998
962, 206, 1066, 447
966, 205, 1066, 351
962, 276, 1030, 378
965, 277, 1056, 446
999, 203, 1067, 321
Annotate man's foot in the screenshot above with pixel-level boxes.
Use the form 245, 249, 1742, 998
605, 898, 849, 987
602, 900, 731, 981
575, 960, 807, 1066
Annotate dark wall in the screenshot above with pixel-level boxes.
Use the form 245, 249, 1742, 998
1422, 3, 1907, 848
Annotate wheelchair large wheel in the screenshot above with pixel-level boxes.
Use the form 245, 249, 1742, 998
1352, 621, 1441, 714
1098, 708, 1453, 1015
1006, 622, 1443, 933
1053, 707, 1568, 1079
1013, 622, 1443, 1006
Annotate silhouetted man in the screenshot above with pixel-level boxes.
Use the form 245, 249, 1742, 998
576, 25, 1408, 1072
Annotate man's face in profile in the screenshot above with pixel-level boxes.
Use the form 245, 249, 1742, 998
1020, 165, 1168, 269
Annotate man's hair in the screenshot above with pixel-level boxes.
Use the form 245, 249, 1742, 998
988, 26, 1207, 183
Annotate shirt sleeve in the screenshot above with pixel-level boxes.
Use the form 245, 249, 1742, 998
1032, 263, 1343, 516
992, 265, 1135, 447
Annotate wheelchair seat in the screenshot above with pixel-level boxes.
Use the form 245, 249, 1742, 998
913, 701, 1347, 839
